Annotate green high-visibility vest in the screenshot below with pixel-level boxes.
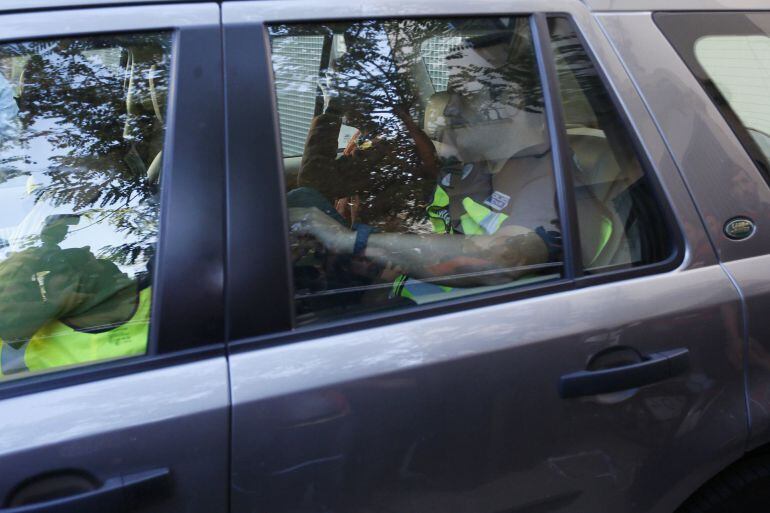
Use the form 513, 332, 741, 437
0, 287, 151, 377
395, 186, 510, 301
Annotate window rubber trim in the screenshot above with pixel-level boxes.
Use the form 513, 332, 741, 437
532, 12, 583, 280
0, 345, 226, 401
223, 20, 295, 343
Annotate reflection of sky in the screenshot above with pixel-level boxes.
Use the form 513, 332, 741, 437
0, 115, 147, 277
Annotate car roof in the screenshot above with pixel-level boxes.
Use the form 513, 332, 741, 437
0, 0, 766, 15
583, 0, 768, 10
0, 0, 206, 14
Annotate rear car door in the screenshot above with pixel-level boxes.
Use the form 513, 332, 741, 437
596, 5, 770, 459
224, 1, 747, 512
0, 4, 228, 512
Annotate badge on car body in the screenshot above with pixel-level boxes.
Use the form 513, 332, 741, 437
724, 217, 755, 240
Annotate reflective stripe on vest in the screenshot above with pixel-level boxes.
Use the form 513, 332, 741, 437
0, 287, 151, 377
426, 185, 451, 234
459, 197, 509, 235
391, 274, 452, 301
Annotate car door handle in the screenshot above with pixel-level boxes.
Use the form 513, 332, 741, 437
559, 348, 689, 399
1, 468, 171, 513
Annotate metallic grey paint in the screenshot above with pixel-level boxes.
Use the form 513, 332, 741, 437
724, 256, 770, 451
586, 0, 770, 11
0, 358, 230, 513
596, 13, 770, 265
228, 4, 747, 513
231, 267, 745, 513
0, 5, 229, 513
597, 13, 770, 462
0, 3, 217, 43
0, 0, 208, 14
1, 0, 765, 16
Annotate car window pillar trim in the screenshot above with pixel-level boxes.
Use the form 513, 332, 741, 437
531, 12, 583, 279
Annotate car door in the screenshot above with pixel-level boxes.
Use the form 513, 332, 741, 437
0, 3, 228, 513
596, 8, 770, 457
223, 1, 747, 513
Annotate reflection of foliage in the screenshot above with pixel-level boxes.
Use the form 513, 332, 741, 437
547, 18, 606, 128
444, 20, 544, 114
0, 33, 170, 267
270, 18, 545, 230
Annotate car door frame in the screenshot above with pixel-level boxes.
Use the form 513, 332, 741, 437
0, 5, 229, 512
0, 1, 226, 400
222, 1, 748, 513
222, 0, 709, 345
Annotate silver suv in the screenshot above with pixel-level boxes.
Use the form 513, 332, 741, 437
0, 1, 768, 512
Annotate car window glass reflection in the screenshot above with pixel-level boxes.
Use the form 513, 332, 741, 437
0, 33, 171, 379
271, 18, 564, 325
548, 17, 671, 273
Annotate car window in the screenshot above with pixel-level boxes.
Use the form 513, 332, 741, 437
655, 12, 770, 184
270, 17, 564, 326
0, 32, 171, 380
272, 33, 361, 191
696, 35, 770, 163
548, 17, 671, 272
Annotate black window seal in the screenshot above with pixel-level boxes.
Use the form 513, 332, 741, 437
653, 11, 770, 189
223, 20, 295, 342
151, 21, 226, 354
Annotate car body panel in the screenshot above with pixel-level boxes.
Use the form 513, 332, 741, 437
595, 12, 770, 264
0, 357, 230, 513
0, 3, 216, 42
585, 0, 770, 11
230, 266, 745, 513
226, 2, 747, 513
0, 4, 229, 512
596, 10, 770, 455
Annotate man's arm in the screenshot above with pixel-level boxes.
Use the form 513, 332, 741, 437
289, 207, 550, 287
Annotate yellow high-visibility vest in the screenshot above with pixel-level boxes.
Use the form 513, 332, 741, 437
0, 287, 151, 377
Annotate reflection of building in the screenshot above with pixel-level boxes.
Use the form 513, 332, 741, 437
420, 36, 463, 92
272, 36, 325, 156
272, 34, 461, 156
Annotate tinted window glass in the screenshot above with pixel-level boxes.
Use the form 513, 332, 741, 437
655, 12, 770, 183
270, 18, 564, 325
697, 36, 770, 162
0, 33, 171, 380
549, 17, 671, 272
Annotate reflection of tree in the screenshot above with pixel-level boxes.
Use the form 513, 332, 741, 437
271, 18, 544, 230
0, 34, 169, 268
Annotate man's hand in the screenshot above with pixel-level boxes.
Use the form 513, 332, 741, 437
289, 207, 355, 254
